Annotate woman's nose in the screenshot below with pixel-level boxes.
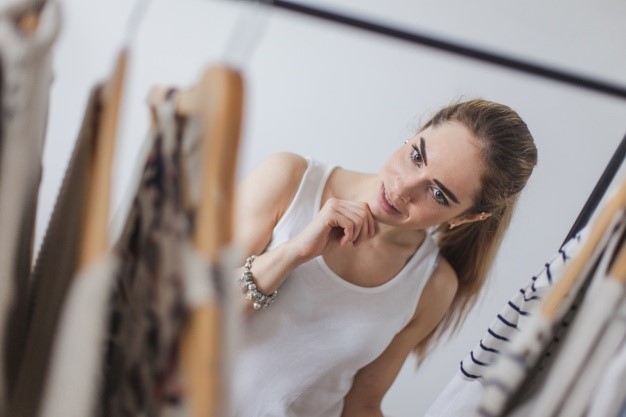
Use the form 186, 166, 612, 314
392, 176, 415, 204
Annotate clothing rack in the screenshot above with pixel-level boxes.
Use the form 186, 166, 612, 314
564, 133, 626, 244
249, 0, 626, 102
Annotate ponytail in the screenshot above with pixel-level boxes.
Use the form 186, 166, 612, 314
411, 99, 537, 364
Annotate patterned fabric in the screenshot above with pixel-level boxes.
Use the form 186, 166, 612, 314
31, 87, 225, 417
98, 90, 207, 417
0, 1, 60, 409
37, 248, 223, 417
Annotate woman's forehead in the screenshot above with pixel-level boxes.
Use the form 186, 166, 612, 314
417, 122, 484, 202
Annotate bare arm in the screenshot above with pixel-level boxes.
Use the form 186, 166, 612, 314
233, 152, 309, 316
341, 258, 458, 416
233, 153, 376, 317
234, 152, 308, 256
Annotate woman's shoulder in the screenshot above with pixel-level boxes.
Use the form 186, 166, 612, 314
256, 152, 309, 195
420, 255, 458, 310
262, 151, 309, 176
235, 153, 310, 254
242, 152, 310, 221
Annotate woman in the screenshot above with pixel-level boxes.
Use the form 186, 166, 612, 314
232, 99, 538, 417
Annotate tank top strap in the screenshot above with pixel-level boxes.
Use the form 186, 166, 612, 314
270, 157, 336, 245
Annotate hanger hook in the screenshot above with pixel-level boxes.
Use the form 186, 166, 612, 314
122, 0, 152, 46
222, 0, 272, 69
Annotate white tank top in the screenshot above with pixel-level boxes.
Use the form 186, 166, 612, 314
233, 157, 440, 417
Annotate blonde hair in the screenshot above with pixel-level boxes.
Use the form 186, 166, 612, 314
413, 99, 538, 364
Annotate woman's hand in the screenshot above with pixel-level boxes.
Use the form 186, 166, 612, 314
289, 198, 376, 261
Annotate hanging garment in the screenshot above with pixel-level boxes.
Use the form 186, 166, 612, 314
472, 213, 626, 417
37, 87, 230, 417
528, 216, 626, 417
38, 257, 119, 417
7, 85, 103, 417
38, 246, 223, 417
0, 0, 60, 407
98, 91, 211, 417
548, 293, 626, 417
586, 333, 626, 417
232, 157, 441, 417
425, 228, 587, 417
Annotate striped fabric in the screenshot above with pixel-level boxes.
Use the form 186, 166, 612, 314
425, 229, 588, 417
474, 216, 626, 417
461, 229, 588, 382
476, 314, 552, 417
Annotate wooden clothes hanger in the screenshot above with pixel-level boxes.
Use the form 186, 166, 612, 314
172, 66, 244, 417
145, 3, 266, 414
606, 228, 626, 284
541, 175, 626, 318
78, 49, 128, 270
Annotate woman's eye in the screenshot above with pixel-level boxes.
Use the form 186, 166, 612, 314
410, 144, 422, 165
432, 188, 449, 206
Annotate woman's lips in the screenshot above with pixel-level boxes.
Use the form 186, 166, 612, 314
379, 184, 401, 215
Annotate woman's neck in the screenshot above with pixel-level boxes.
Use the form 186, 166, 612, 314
376, 222, 425, 248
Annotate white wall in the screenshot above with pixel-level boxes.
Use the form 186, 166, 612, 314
37, 0, 626, 416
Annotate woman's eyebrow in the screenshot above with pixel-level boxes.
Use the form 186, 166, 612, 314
420, 136, 428, 166
433, 179, 460, 204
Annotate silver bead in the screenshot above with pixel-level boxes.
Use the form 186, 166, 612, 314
238, 255, 277, 311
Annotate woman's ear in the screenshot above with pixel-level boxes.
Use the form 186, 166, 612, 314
448, 212, 491, 229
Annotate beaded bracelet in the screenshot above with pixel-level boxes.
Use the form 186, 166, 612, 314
237, 255, 278, 310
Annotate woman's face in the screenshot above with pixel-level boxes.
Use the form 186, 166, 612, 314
369, 120, 485, 230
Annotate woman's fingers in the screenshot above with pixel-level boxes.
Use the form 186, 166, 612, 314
368, 205, 376, 236
331, 204, 364, 244
354, 202, 376, 243
337, 217, 354, 245
341, 201, 376, 244
325, 199, 374, 246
